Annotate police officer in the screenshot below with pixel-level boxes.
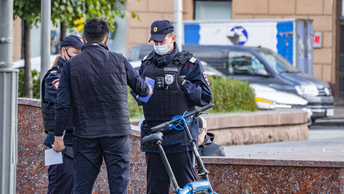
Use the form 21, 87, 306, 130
198, 116, 226, 157
53, 18, 152, 194
41, 35, 83, 194
139, 20, 213, 194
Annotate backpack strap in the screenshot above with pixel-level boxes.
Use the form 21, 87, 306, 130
173, 51, 193, 66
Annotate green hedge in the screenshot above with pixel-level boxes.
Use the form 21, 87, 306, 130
127, 75, 257, 118
207, 75, 257, 113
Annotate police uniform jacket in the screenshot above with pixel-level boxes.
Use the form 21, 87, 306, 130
140, 43, 213, 153
198, 133, 226, 157
41, 56, 74, 157
54, 42, 150, 138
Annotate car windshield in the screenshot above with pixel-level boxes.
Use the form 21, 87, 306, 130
257, 50, 297, 73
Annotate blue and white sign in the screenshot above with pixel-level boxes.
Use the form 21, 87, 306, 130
228, 26, 248, 45
185, 21, 278, 52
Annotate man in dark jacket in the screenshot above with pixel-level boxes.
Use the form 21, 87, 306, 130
138, 20, 213, 194
53, 18, 152, 194
41, 35, 83, 194
198, 116, 226, 157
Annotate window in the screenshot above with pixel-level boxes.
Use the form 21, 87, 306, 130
194, 0, 232, 20
228, 51, 265, 75
256, 50, 297, 73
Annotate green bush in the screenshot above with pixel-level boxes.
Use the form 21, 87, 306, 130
207, 75, 257, 113
127, 87, 143, 119
127, 75, 257, 119
18, 69, 41, 99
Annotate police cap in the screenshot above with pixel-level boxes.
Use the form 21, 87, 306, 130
60, 35, 83, 49
149, 20, 174, 42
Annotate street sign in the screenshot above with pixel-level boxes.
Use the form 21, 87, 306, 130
313, 32, 322, 48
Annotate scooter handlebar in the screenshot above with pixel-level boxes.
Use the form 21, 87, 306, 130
151, 103, 215, 133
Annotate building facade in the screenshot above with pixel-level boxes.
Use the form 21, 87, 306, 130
125, 0, 342, 97
11, 0, 343, 97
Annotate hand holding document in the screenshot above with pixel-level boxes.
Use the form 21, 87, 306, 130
137, 77, 155, 103
45, 148, 63, 166
45, 133, 65, 166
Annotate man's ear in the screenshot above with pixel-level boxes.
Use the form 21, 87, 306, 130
103, 36, 109, 45
81, 35, 87, 43
171, 34, 177, 43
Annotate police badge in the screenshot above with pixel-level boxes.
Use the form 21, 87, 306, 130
165, 74, 174, 85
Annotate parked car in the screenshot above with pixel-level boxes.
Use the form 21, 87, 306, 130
129, 60, 223, 76
252, 84, 312, 126
128, 45, 334, 122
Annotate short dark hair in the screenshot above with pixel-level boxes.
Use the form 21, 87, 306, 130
83, 18, 110, 42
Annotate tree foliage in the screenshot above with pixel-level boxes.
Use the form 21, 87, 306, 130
13, 0, 41, 26
51, 0, 140, 32
18, 69, 41, 99
13, 0, 139, 98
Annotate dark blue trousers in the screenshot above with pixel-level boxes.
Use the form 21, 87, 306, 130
47, 155, 74, 194
73, 136, 130, 194
145, 152, 198, 194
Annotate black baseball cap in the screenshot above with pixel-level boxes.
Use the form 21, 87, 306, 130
149, 20, 174, 42
60, 35, 84, 49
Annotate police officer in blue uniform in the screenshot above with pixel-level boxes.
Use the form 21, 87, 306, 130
53, 18, 152, 194
139, 20, 213, 194
41, 35, 83, 194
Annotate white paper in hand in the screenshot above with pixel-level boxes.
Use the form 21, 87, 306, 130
45, 149, 63, 166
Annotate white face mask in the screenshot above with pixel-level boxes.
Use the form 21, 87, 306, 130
153, 44, 170, 56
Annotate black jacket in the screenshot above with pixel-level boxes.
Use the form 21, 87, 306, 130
42, 56, 74, 157
54, 42, 150, 138
198, 133, 226, 157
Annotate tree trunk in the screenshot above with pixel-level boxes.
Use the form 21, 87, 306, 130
60, 21, 66, 43
23, 21, 32, 98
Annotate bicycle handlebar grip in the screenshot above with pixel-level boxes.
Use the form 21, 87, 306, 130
196, 103, 215, 113
151, 122, 169, 133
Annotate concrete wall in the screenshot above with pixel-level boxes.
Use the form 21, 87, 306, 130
17, 98, 344, 193
131, 109, 309, 146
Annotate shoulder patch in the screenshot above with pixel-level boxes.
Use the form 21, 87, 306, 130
52, 79, 60, 90
189, 57, 196, 63
203, 72, 209, 86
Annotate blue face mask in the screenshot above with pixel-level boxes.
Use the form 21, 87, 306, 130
153, 44, 171, 56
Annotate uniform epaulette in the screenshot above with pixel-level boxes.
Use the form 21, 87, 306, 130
50, 70, 57, 74
142, 55, 148, 62
189, 57, 196, 63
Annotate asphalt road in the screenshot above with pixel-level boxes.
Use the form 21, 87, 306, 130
223, 120, 344, 158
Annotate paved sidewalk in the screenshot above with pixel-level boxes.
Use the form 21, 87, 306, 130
223, 129, 344, 158
222, 99, 344, 159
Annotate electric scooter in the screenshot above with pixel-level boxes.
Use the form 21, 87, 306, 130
142, 103, 217, 194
